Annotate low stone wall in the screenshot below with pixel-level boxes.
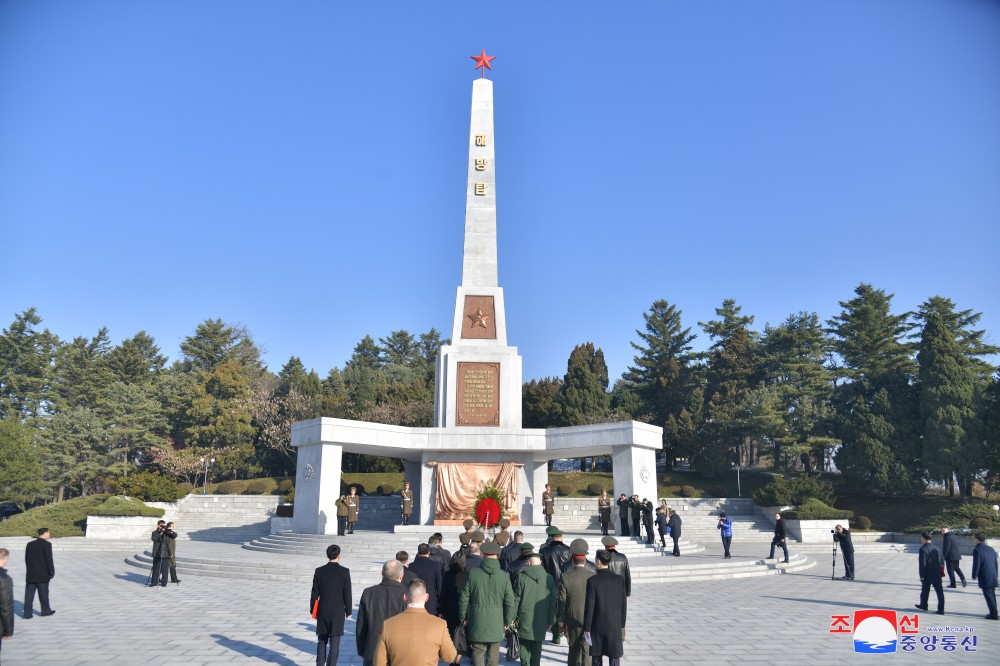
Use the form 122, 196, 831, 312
785, 519, 842, 543
85, 516, 162, 540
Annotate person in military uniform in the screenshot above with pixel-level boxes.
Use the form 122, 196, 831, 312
597, 490, 612, 536
615, 494, 630, 537
507, 542, 535, 591
459, 518, 475, 548
494, 518, 511, 547
600, 536, 631, 598
558, 539, 595, 666
335, 494, 349, 536
400, 482, 414, 526
345, 486, 360, 534
561, 539, 596, 575
542, 484, 555, 526
540, 526, 571, 645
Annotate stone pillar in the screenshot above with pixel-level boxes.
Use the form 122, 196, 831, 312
612, 445, 657, 503
292, 442, 343, 535
404, 459, 422, 525
531, 460, 548, 526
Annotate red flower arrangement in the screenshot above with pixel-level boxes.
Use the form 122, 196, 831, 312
469, 479, 507, 529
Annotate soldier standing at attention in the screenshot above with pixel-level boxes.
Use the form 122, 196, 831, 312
494, 518, 511, 547
345, 486, 360, 534
542, 484, 555, 527
597, 490, 612, 536
400, 482, 414, 526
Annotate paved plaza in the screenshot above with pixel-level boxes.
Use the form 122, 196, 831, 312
0, 538, 996, 665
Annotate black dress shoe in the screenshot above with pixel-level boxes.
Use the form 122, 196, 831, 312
915, 605, 928, 611
40, 610, 55, 616
962, 581, 967, 588
947, 584, 957, 588
985, 615, 999, 621
936, 611, 945, 615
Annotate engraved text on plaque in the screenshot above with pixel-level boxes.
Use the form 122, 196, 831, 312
456, 362, 500, 426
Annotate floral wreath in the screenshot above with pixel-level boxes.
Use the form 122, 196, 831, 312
469, 478, 507, 530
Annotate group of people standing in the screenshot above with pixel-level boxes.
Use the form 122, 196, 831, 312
0, 528, 57, 664
614, 494, 682, 555
308, 524, 631, 666
916, 528, 999, 620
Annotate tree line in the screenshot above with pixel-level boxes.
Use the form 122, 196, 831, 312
1, 282, 997, 506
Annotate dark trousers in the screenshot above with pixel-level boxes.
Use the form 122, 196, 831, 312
316, 633, 341, 666
643, 520, 654, 544
769, 538, 789, 562
24, 581, 52, 616
592, 657, 620, 666
981, 585, 998, 618
631, 515, 641, 537
545, 514, 552, 526
401, 512, 411, 526
920, 578, 945, 613
721, 536, 732, 558
169, 565, 180, 583
347, 521, 356, 534
671, 535, 680, 556
945, 560, 965, 586
600, 514, 610, 535
520, 637, 542, 666
566, 626, 590, 666
842, 551, 855, 579
618, 514, 629, 537
337, 516, 347, 536
151, 558, 169, 586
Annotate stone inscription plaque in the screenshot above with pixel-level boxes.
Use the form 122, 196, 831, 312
456, 362, 500, 426
461, 295, 497, 340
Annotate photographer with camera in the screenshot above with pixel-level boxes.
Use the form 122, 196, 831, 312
767, 513, 789, 563
149, 520, 175, 588
717, 512, 733, 559
833, 524, 854, 580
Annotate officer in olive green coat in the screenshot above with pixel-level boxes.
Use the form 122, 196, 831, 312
345, 486, 360, 534
558, 540, 595, 666
459, 541, 516, 666
514, 552, 556, 666
400, 482, 414, 526
494, 518, 511, 547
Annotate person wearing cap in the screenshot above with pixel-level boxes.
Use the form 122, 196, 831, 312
584, 549, 627, 666
514, 551, 556, 666
615, 494, 630, 537
600, 536, 631, 597
460, 519, 476, 548
540, 527, 571, 645
500, 531, 524, 572
495, 518, 512, 547
408, 543, 444, 617
508, 542, 535, 591
335, 494, 349, 536
717, 512, 733, 559
467, 531, 485, 569
558, 539, 595, 666
345, 486, 360, 534
542, 484, 555, 527
561, 539, 596, 575
459, 540, 516, 666
916, 531, 945, 615
400, 482, 414, 526
597, 490, 612, 536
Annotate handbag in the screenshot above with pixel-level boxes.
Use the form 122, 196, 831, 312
505, 629, 520, 662
940, 563, 946, 577
311, 598, 319, 619
453, 624, 469, 654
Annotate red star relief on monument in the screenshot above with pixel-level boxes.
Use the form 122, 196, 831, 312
471, 50, 496, 78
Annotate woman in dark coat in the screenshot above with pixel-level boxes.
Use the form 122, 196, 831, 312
440, 550, 467, 636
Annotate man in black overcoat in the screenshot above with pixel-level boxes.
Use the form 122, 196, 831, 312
310, 544, 352, 666
356, 559, 406, 666
149, 520, 172, 588
971, 533, 999, 620
640, 500, 654, 545
628, 496, 642, 539
24, 527, 55, 616
767, 513, 789, 563
428, 533, 452, 574
583, 549, 627, 666
615, 494, 630, 537
916, 532, 945, 615
940, 526, 966, 588
834, 524, 854, 579
499, 531, 523, 572
666, 510, 682, 556
0, 547, 14, 665
601, 537, 631, 598
540, 527, 572, 644
408, 543, 443, 615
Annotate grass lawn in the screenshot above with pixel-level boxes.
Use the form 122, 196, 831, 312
0, 495, 109, 538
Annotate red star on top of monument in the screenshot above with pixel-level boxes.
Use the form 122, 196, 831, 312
471, 50, 496, 78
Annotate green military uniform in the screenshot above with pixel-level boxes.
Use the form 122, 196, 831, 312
335, 496, 348, 536
345, 492, 360, 534
515, 562, 556, 666
459, 554, 516, 666
494, 518, 511, 547
558, 563, 595, 666
542, 489, 555, 527
400, 486, 413, 526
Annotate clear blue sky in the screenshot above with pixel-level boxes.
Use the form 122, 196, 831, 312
2, 1, 998, 383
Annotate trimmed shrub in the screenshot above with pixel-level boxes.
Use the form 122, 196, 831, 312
177, 482, 194, 495
341, 481, 368, 496
284, 486, 295, 503
970, 517, 992, 530
752, 475, 835, 507
111, 471, 185, 502
90, 496, 165, 517
679, 485, 696, 498
377, 483, 396, 496
244, 479, 276, 495
278, 479, 294, 493
556, 486, 571, 497
215, 480, 242, 495
781, 498, 854, 521
586, 482, 604, 496
854, 515, 873, 530
0, 495, 108, 538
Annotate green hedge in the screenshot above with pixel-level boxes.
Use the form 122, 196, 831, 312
908, 500, 999, 535
111, 471, 185, 502
782, 498, 854, 520
90, 496, 165, 517
752, 475, 836, 507
0, 495, 109, 538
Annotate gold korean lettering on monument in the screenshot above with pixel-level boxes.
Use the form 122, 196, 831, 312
456, 362, 500, 426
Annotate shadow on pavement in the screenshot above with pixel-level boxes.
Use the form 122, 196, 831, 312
275, 631, 316, 653
211, 633, 300, 665
114, 571, 152, 585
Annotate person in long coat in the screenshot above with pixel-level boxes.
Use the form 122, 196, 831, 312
940, 526, 967, 588
615, 494, 630, 537
335, 495, 349, 537
640, 500, 655, 545
583, 550, 627, 666
400, 482, 414, 526
541, 484, 555, 527
345, 487, 360, 534
407, 544, 443, 615
971, 533, 999, 620
666, 510, 682, 556
597, 491, 612, 536
514, 553, 556, 666
357, 560, 407, 666
458, 542, 516, 666
916, 532, 945, 615
24, 527, 56, 614
374, 579, 459, 666
600, 537, 631, 598
440, 550, 467, 637
558, 540, 595, 666
628, 496, 642, 538
310, 545, 353, 666
768, 513, 789, 563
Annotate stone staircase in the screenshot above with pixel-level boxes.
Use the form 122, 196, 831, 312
164, 494, 278, 543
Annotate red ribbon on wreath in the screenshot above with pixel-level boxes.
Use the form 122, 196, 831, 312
475, 497, 501, 528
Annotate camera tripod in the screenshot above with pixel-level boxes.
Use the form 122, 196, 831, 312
831, 538, 838, 580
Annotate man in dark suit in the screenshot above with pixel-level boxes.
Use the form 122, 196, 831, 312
584, 549, 627, 666
357, 560, 407, 666
24, 527, 55, 617
916, 531, 945, 615
768, 513, 789, 563
615, 494, 630, 537
149, 520, 172, 588
834, 524, 855, 580
407, 544, 443, 616
629, 496, 642, 539
310, 544, 352, 666
499, 531, 523, 572
428, 533, 451, 574
396, 551, 416, 589
940, 526, 967, 588
0, 547, 14, 665
971, 533, 999, 620
600, 537, 631, 598
666, 510, 682, 557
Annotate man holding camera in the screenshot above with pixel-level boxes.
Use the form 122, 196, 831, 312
149, 520, 175, 588
833, 524, 854, 580
768, 513, 789, 563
